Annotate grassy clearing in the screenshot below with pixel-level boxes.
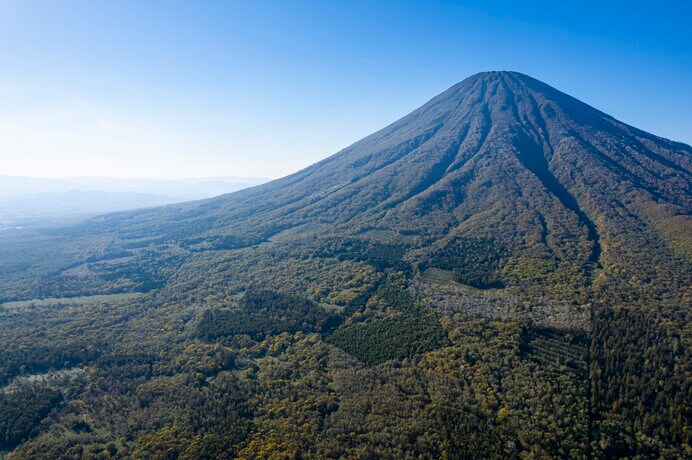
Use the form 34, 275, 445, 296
420, 267, 456, 284
0, 292, 144, 310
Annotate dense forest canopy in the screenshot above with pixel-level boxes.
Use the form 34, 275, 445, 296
0, 71, 690, 458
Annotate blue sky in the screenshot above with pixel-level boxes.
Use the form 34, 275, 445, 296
0, 0, 690, 179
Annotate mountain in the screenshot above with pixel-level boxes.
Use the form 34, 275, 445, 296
0, 72, 689, 458
15, 70, 686, 303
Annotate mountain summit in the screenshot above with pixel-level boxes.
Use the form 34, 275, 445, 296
87, 71, 689, 299
4, 71, 691, 302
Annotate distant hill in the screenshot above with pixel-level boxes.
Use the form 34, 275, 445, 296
0, 175, 268, 228
0, 72, 689, 458
0, 175, 269, 198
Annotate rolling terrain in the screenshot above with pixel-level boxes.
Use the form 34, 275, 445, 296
0, 71, 689, 458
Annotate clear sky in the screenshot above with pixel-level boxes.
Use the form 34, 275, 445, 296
0, 0, 690, 179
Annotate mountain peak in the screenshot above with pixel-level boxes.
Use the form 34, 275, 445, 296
468, 69, 527, 78
6, 72, 689, 304
453, 70, 540, 87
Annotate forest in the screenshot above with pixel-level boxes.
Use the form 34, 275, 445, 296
0, 228, 688, 458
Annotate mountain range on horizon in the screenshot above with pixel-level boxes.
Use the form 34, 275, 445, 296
0, 175, 269, 228
0, 71, 689, 458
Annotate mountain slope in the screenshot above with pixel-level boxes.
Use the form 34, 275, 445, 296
6, 71, 688, 303
0, 71, 690, 457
